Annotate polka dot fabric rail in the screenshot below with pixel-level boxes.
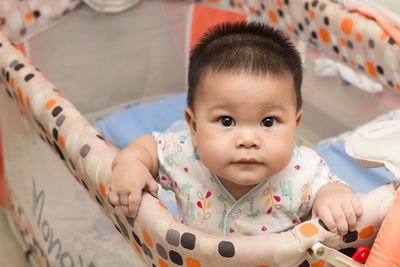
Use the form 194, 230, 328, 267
193, 0, 400, 94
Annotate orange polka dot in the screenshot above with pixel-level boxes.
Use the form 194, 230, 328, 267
187, 257, 202, 267
17, 215, 21, 224
25, 13, 33, 21
28, 226, 33, 235
341, 18, 354, 35
45, 99, 56, 110
104, 141, 111, 148
287, 25, 294, 33
249, 7, 255, 14
340, 38, 346, 46
159, 259, 169, 267
99, 183, 107, 198
59, 135, 64, 149
356, 33, 363, 42
57, 92, 65, 99
268, 10, 278, 24
365, 61, 377, 77
236, 2, 243, 9
299, 223, 319, 237
311, 260, 325, 267
10, 77, 15, 88
310, 10, 315, 19
277, 0, 283, 8
143, 230, 153, 248
206, 0, 219, 2
380, 32, 388, 41
17, 88, 24, 106
133, 241, 142, 255
359, 225, 374, 239
319, 28, 330, 43
158, 200, 167, 209
26, 96, 30, 108
349, 60, 356, 67
396, 84, 400, 91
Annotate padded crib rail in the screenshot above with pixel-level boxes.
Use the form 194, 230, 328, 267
0, 31, 398, 267
198, 0, 400, 93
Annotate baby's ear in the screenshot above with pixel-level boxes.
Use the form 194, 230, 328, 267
296, 109, 303, 127
184, 107, 198, 147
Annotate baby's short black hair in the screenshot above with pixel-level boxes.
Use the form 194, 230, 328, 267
187, 21, 303, 111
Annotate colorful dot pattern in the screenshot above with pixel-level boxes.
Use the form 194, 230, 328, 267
0, 2, 398, 267
196, 0, 400, 93
0, 0, 81, 43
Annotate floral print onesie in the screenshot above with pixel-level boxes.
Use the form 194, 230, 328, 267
152, 130, 343, 236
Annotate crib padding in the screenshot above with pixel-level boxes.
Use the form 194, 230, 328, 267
1, 28, 399, 266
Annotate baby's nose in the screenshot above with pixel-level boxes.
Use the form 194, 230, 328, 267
236, 130, 260, 149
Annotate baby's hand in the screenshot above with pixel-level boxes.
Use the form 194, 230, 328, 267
107, 160, 158, 218
312, 182, 363, 235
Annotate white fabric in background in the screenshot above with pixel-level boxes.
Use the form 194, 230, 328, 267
314, 57, 383, 93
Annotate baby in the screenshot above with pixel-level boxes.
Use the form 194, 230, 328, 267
107, 21, 363, 236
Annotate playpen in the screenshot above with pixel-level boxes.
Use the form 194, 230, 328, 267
1, 0, 400, 266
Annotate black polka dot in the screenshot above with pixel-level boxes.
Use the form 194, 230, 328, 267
304, 2, 309, 11
278, 9, 284, 17
52, 128, 58, 141
388, 37, 395, 45
81, 178, 89, 190
312, 0, 319, 7
388, 80, 394, 87
320, 3, 327, 11
156, 243, 168, 260
14, 63, 24, 71
299, 260, 310, 267
343, 230, 358, 243
33, 10, 41, 18
126, 216, 134, 227
51, 106, 63, 117
377, 65, 384, 75
339, 247, 357, 257
333, 46, 339, 53
218, 241, 235, 258
24, 73, 34, 82
255, 10, 261, 16
358, 65, 364, 71
181, 232, 196, 250
368, 39, 375, 48
298, 23, 304, 31
323, 17, 329, 26
6, 71, 9, 82
69, 160, 76, 171
132, 231, 142, 246
318, 219, 330, 231
342, 56, 348, 63
80, 144, 91, 158
284, 0, 289, 5
114, 214, 129, 239
311, 31, 317, 39
260, 3, 265, 10
229, 0, 234, 7
142, 243, 153, 259
95, 195, 104, 207
305, 17, 310, 25
166, 229, 180, 247
347, 40, 353, 49
169, 250, 183, 265
53, 142, 64, 160
20, 28, 26, 36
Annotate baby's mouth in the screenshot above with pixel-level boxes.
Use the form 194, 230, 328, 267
235, 158, 260, 164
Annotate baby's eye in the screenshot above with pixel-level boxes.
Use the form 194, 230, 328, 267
261, 117, 277, 127
218, 116, 236, 127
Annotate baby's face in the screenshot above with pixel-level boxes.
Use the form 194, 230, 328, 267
185, 71, 302, 189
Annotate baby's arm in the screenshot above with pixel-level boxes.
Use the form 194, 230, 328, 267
107, 134, 159, 218
312, 182, 363, 235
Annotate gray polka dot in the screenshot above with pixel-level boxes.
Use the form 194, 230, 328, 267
156, 243, 168, 260
142, 243, 153, 259
166, 229, 180, 247
56, 115, 66, 126
80, 144, 90, 158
